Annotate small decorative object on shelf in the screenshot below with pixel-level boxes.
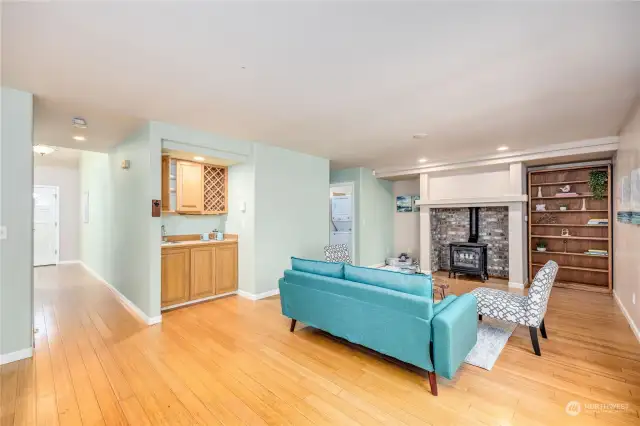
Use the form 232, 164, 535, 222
561, 228, 570, 237
536, 204, 546, 211
559, 184, 571, 193
559, 203, 568, 211
537, 186, 543, 198
563, 239, 568, 253
581, 198, 587, 211
535, 213, 558, 224
536, 240, 547, 252
588, 170, 608, 200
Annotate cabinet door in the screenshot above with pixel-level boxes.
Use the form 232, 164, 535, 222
190, 247, 216, 299
176, 160, 203, 213
215, 245, 238, 294
161, 248, 190, 307
161, 156, 170, 211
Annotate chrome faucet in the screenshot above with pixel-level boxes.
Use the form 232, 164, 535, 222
161, 225, 167, 242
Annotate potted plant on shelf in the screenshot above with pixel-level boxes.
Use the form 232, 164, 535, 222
536, 240, 548, 252
588, 170, 608, 200
559, 203, 569, 211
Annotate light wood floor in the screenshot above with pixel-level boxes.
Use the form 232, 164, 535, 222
1, 264, 639, 425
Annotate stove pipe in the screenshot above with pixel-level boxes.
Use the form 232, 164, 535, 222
468, 207, 480, 243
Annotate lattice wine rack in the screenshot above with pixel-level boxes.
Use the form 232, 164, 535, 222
203, 165, 227, 213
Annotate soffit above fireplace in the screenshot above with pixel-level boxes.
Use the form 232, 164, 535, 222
416, 195, 528, 208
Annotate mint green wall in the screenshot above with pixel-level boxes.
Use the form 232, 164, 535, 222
0, 87, 34, 357
110, 124, 161, 318
330, 167, 394, 266
79, 124, 161, 320
254, 144, 330, 294
79, 151, 113, 283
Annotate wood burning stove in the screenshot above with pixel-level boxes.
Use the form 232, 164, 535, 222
448, 208, 489, 281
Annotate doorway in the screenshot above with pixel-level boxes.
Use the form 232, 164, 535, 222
33, 185, 59, 266
330, 182, 356, 263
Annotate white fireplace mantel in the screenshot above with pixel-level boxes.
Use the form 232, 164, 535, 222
416, 195, 527, 208
419, 163, 529, 288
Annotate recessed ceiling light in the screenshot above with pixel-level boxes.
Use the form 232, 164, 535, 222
73, 135, 86, 141
418, 158, 428, 163
193, 156, 205, 162
413, 133, 429, 139
33, 145, 56, 156
497, 146, 509, 151
72, 117, 87, 128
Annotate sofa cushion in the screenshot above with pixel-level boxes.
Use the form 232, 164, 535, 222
344, 264, 432, 297
291, 257, 344, 279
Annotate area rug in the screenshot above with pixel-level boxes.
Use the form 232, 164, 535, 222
464, 318, 517, 370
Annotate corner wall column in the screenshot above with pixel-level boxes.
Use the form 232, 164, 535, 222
419, 173, 432, 272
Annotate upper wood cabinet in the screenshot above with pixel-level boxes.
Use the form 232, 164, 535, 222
161, 156, 171, 211
161, 248, 190, 308
162, 158, 228, 215
176, 160, 204, 213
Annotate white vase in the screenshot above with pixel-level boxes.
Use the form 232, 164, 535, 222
581, 198, 587, 211
537, 187, 543, 198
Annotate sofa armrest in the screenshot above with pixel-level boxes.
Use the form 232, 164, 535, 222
431, 293, 477, 380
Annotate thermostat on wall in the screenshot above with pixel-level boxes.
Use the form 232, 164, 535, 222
121, 160, 130, 169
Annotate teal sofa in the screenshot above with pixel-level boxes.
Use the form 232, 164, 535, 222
278, 258, 478, 395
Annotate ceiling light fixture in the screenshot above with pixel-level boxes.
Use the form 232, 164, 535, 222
72, 117, 87, 128
73, 135, 86, 141
418, 158, 428, 163
193, 156, 205, 162
33, 145, 56, 156
497, 146, 509, 151
413, 133, 428, 139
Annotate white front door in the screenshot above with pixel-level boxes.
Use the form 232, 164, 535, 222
33, 185, 59, 266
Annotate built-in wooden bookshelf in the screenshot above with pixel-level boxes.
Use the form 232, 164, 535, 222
528, 163, 612, 293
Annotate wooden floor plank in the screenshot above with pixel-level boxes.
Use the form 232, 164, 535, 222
2, 264, 638, 425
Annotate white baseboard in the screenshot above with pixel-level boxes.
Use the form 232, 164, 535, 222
58, 260, 81, 265
508, 281, 525, 289
613, 290, 640, 344
237, 288, 280, 301
0, 347, 33, 365
161, 291, 238, 311
79, 262, 162, 326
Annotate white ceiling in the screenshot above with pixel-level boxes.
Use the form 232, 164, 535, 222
4, 2, 640, 169
33, 98, 145, 153
33, 146, 82, 169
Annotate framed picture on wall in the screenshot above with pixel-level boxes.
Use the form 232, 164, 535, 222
412, 196, 420, 212
396, 196, 412, 212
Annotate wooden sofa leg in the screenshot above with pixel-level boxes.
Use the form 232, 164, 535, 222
427, 371, 438, 396
529, 326, 541, 356
289, 319, 297, 332
539, 319, 548, 339
478, 314, 482, 321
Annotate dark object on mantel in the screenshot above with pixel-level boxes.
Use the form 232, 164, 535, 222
448, 208, 489, 281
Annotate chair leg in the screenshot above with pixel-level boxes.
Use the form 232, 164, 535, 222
478, 314, 482, 321
289, 319, 297, 332
427, 371, 438, 396
529, 326, 541, 356
539, 319, 548, 339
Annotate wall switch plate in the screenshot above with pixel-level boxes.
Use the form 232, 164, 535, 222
0, 226, 6, 240
240, 201, 246, 213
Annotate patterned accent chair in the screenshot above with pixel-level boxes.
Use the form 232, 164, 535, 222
324, 244, 352, 264
470, 260, 558, 356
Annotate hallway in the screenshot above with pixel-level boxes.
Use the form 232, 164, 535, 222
1, 264, 639, 425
